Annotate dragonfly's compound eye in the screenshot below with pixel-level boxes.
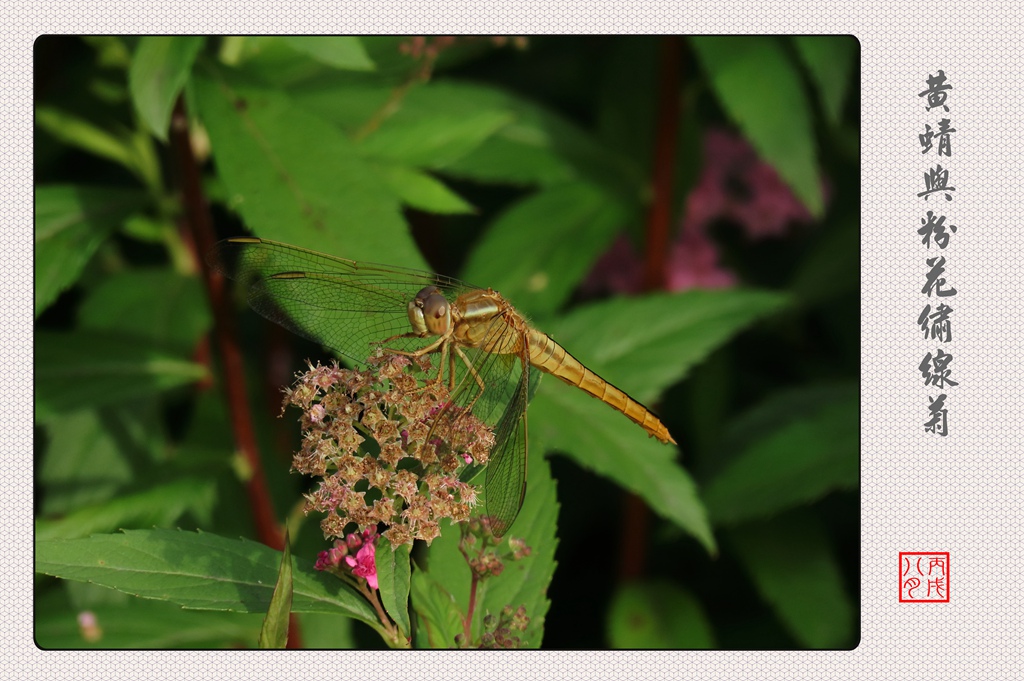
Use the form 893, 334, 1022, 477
421, 292, 451, 335
409, 286, 451, 336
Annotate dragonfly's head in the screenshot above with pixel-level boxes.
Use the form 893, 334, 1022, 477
409, 285, 452, 337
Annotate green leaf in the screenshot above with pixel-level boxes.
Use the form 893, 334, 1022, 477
728, 511, 855, 648
789, 217, 859, 306
691, 36, 823, 216
791, 36, 857, 127
294, 79, 514, 170
78, 269, 213, 353
545, 289, 790, 404
372, 163, 475, 215
530, 385, 714, 554
703, 394, 858, 526
36, 408, 138, 514
129, 36, 205, 141
460, 182, 632, 318
34, 184, 147, 317
375, 542, 411, 639
35, 330, 209, 419
190, 68, 425, 269
719, 382, 858, 462
440, 84, 645, 195
356, 102, 513, 169
296, 78, 642, 193
295, 611, 355, 648
418, 439, 560, 647
410, 568, 463, 648
82, 36, 132, 69
444, 128, 577, 186
36, 107, 137, 170
606, 580, 716, 648
35, 477, 217, 541
35, 590, 265, 649
258, 532, 293, 648
35, 529, 379, 625
282, 37, 375, 71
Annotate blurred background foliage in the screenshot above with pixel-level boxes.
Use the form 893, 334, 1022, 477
34, 35, 859, 649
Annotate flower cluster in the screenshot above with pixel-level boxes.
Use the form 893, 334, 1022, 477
284, 351, 493, 547
452, 517, 534, 648
479, 605, 531, 649
459, 516, 532, 580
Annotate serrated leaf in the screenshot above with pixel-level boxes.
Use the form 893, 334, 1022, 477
78, 269, 212, 354
372, 163, 475, 214
606, 580, 716, 648
258, 533, 293, 648
129, 36, 205, 141
191, 68, 425, 269
410, 568, 463, 648
35, 529, 379, 625
530, 385, 714, 554
728, 511, 855, 648
460, 182, 632, 318
691, 36, 823, 216
35, 477, 217, 541
703, 395, 858, 526
419, 439, 559, 647
375, 542, 411, 639
545, 289, 790, 403
35, 330, 208, 419
283, 37, 375, 71
791, 36, 857, 127
35, 185, 147, 317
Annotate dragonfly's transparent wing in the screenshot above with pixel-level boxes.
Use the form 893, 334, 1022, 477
438, 318, 530, 537
208, 237, 474, 365
482, 360, 529, 537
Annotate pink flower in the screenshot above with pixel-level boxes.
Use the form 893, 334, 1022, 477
314, 543, 347, 571
345, 539, 378, 590
584, 128, 824, 295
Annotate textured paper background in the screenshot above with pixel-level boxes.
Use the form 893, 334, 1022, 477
11, 3, 1023, 678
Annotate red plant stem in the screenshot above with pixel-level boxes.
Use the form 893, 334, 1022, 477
170, 98, 302, 647
620, 36, 683, 582
643, 35, 682, 292
464, 573, 479, 644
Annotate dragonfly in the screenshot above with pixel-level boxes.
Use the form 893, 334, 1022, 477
211, 237, 675, 536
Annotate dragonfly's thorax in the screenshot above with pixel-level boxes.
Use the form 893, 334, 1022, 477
451, 289, 528, 355
408, 285, 452, 337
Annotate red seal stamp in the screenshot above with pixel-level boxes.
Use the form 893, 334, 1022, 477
900, 552, 950, 602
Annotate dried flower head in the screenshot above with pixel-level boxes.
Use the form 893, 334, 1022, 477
284, 350, 493, 547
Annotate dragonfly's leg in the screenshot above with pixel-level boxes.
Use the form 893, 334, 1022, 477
453, 345, 487, 413
376, 333, 446, 360
376, 336, 451, 394
372, 331, 424, 349
447, 341, 457, 391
